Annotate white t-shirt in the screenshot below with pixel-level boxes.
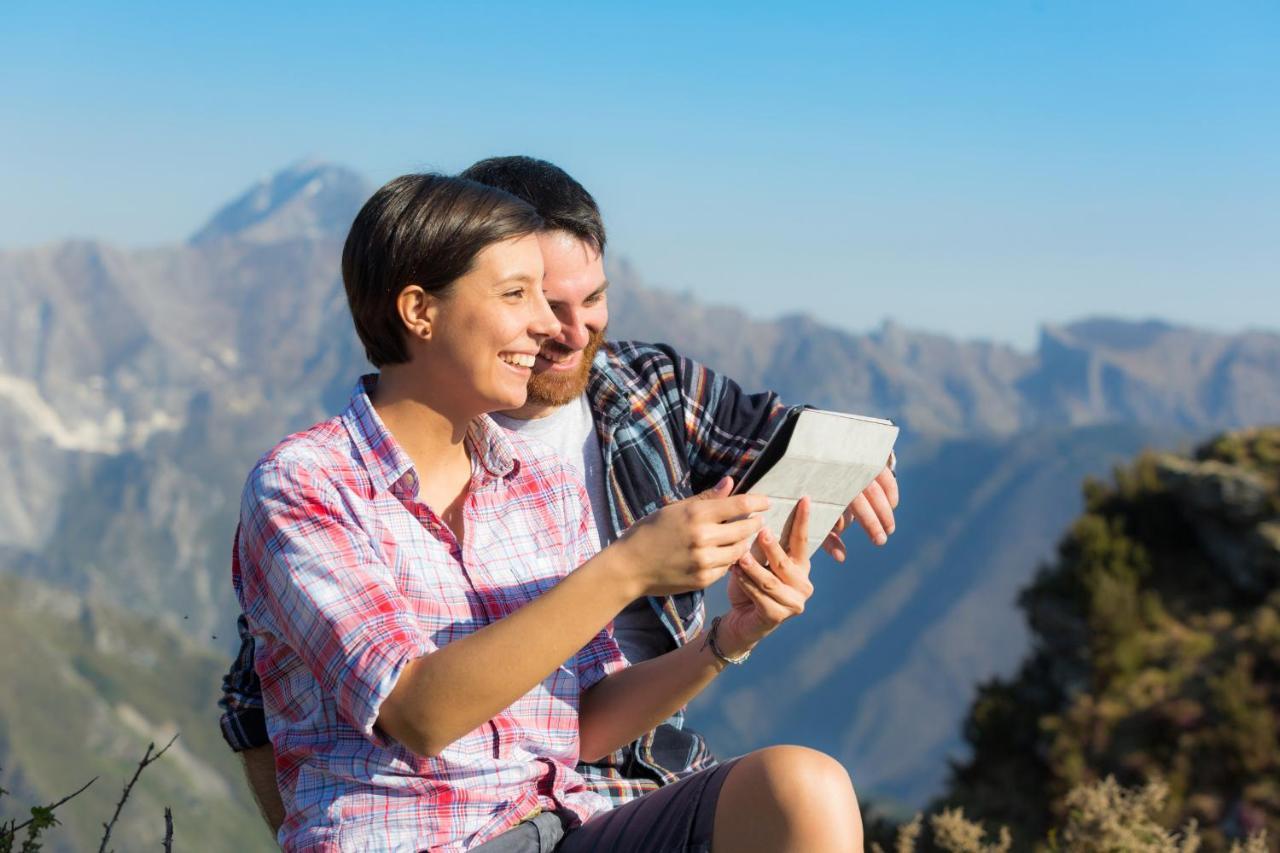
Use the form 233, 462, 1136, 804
490, 394, 674, 663
490, 394, 613, 553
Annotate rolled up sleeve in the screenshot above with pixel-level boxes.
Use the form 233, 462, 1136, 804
235, 460, 436, 740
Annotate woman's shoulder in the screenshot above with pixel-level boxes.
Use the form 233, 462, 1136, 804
243, 415, 368, 501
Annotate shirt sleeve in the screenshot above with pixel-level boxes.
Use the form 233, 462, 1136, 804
564, 475, 629, 691
669, 347, 791, 492
235, 459, 436, 742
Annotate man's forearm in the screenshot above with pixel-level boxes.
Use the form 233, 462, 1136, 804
378, 548, 638, 757
578, 621, 742, 762
240, 745, 285, 835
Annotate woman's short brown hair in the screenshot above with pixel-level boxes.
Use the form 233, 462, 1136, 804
341, 174, 544, 367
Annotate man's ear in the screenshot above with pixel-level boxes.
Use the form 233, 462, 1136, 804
396, 285, 438, 342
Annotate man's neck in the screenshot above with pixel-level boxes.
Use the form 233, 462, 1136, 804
500, 398, 572, 421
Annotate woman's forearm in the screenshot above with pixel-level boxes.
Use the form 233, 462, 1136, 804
577, 625, 739, 762
377, 548, 638, 757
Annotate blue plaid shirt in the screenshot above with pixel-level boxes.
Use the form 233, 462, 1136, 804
220, 340, 787, 806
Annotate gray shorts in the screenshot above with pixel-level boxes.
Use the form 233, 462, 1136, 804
469, 758, 739, 853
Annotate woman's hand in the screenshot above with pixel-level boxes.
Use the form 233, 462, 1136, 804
610, 477, 769, 599
717, 496, 815, 657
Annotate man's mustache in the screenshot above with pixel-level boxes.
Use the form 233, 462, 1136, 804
539, 342, 578, 357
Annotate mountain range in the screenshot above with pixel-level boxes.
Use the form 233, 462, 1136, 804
2, 161, 1278, 846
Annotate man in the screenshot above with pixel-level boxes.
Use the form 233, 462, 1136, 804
220, 156, 899, 830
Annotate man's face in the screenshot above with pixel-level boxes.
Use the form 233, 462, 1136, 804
519, 229, 609, 414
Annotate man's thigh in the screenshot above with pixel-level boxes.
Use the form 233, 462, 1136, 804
556, 758, 739, 853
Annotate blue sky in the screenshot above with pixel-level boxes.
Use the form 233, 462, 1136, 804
3, 1, 1277, 347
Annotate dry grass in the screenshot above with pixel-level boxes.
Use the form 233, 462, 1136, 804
872, 777, 1269, 853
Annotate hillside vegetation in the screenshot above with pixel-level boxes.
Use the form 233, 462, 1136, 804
900, 427, 1280, 850
0, 575, 273, 852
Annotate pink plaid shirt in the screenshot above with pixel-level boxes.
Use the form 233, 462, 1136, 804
234, 377, 627, 852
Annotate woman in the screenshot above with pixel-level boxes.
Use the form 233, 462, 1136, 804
235, 173, 863, 852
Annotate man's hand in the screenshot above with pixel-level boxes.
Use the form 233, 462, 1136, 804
822, 462, 899, 562
614, 477, 769, 598
717, 497, 815, 656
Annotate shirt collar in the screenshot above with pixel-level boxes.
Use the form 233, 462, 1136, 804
586, 345, 629, 426
342, 375, 519, 498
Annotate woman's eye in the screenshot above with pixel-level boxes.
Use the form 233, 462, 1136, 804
504, 289, 524, 299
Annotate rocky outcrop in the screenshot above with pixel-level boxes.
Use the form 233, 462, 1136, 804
940, 427, 1280, 851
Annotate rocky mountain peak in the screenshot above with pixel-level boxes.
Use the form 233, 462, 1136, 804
188, 160, 371, 246
1048, 317, 1180, 351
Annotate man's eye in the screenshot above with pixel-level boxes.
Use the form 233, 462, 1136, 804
504, 289, 524, 299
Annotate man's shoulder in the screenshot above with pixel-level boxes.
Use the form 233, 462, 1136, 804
597, 340, 694, 389
602, 339, 680, 368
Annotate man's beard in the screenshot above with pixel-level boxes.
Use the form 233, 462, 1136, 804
525, 327, 605, 407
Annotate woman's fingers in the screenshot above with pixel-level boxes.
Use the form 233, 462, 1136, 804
702, 515, 766, 547
739, 547, 812, 604
733, 557, 806, 621
701, 536, 760, 572
755, 521, 812, 590
730, 569, 792, 624
785, 497, 810, 561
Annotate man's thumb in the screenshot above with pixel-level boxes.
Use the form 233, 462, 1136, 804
697, 476, 734, 499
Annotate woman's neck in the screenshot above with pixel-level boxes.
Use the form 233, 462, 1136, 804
370, 366, 471, 475
371, 367, 476, 541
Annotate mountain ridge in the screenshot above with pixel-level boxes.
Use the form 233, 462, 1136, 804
3, 162, 1280, 817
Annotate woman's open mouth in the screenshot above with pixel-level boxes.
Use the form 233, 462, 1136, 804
499, 352, 536, 370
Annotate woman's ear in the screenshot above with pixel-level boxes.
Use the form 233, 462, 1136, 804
396, 285, 437, 342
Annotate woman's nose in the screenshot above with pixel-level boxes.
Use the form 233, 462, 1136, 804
530, 291, 561, 341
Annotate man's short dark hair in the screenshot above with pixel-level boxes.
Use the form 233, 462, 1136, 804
460, 156, 606, 253
342, 173, 543, 367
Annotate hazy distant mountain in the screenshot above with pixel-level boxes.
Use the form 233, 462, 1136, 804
608, 260, 1280, 443
189, 160, 370, 246
2, 162, 1279, 820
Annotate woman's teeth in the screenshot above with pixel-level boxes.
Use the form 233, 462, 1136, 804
500, 353, 536, 368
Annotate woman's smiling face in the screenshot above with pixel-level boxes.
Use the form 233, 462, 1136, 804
420, 233, 560, 417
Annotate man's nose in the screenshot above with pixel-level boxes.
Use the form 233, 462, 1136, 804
556, 308, 591, 349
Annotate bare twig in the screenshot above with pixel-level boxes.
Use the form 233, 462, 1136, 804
162, 806, 173, 852
97, 734, 178, 853
0, 776, 97, 841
